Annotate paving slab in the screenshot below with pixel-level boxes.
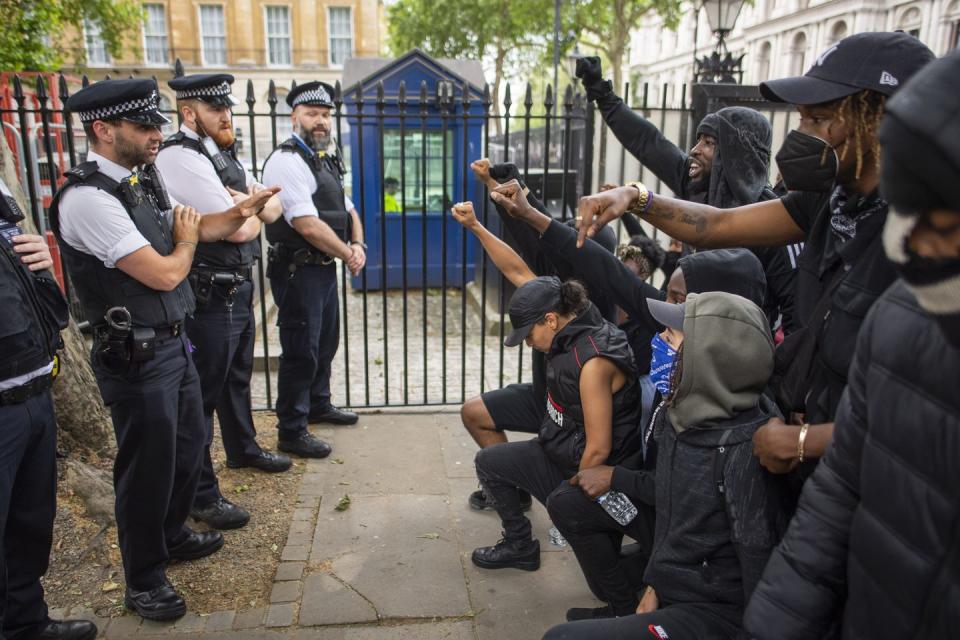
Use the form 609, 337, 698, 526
291, 621, 475, 639
299, 573, 377, 626
310, 493, 470, 620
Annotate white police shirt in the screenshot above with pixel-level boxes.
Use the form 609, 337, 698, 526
58, 150, 178, 269
261, 134, 353, 225
155, 124, 257, 214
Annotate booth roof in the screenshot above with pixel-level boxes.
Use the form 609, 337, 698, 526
341, 49, 486, 95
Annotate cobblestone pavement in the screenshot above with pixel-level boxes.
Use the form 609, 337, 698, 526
55, 412, 601, 638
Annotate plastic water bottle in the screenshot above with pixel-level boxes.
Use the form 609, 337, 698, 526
596, 491, 638, 526
548, 526, 567, 547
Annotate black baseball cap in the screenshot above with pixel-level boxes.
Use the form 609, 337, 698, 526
504, 276, 562, 347
760, 31, 935, 105
67, 79, 170, 127
168, 73, 239, 108
647, 298, 685, 332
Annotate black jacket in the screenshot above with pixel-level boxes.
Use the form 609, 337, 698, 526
744, 281, 960, 640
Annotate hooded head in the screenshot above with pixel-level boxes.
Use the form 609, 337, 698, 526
649, 292, 774, 431
690, 107, 773, 208
672, 248, 767, 307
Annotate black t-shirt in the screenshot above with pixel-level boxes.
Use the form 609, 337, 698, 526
778, 190, 897, 423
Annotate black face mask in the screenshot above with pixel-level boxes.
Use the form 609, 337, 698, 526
775, 130, 839, 193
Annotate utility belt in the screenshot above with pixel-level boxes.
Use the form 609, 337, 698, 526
92, 307, 182, 375
189, 266, 252, 309
267, 243, 334, 279
0, 372, 53, 406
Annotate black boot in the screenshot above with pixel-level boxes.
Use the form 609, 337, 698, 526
469, 488, 532, 512
29, 619, 98, 640
471, 536, 540, 571
307, 405, 358, 425
190, 497, 250, 530
278, 431, 332, 458
124, 583, 187, 621
167, 529, 225, 561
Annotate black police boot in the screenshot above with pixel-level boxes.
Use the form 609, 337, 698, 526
190, 497, 250, 530
167, 529, 225, 561
307, 405, 359, 425
565, 605, 630, 622
124, 583, 187, 621
226, 450, 293, 473
278, 432, 332, 458
29, 619, 98, 640
469, 488, 533, 512
471, 536, 540, 571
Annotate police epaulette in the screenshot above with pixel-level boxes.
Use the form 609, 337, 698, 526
159, 132, 188, 150
65, 161, 100, 181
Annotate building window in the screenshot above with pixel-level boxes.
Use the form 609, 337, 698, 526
200, 5, 227, 66
328, 7, 354, 66
266, 6, 292, 66
143, 4, 169, 65
84, 19, 111, 66
756, 41, 772, 83
828, 20, 848, 45
790, 32, 807, 76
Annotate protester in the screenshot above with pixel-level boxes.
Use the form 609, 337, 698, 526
577, 57, 802, 333
543, 291, 790, 640
450, 201, 642, 572
743, 48, 960, 640
573, 32, 935, 484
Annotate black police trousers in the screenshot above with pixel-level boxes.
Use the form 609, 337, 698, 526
542, 602, 741, 640
270, 262, 339, 437
546, 484, 655, 613
93, 333, 204, 591
186, 280, 261, 507
0, 390, 56, 638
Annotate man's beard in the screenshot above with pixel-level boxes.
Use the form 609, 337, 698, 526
198, 118, 235, 148
114, 130, 153, 167
687, 172, 710, 195
295, 122, 331, 151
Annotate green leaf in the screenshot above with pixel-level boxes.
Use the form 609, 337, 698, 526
334, 495, 351, 512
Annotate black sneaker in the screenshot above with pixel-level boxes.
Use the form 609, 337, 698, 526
278, 432, 332, 459
190, 498, 250, 530
468, 489, 533, 512
471, 536, 540, 571
565, 605, 626, 622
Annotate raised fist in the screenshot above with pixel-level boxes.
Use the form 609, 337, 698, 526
575, 57, 603, 84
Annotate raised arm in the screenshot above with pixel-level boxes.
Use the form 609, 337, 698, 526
450, 201, 534, 288
575, 185, 805, 249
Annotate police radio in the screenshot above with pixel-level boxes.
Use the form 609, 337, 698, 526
139, 164, 173, 212
201, 136, 231, 173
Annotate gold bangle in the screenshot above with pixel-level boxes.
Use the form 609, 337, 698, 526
625, 181, 651, 215
797, 423, 810, 463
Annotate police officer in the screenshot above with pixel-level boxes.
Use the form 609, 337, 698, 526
0, 179, 94, 639
155, 73, 291, 532
50, 79, 277, 621
261, 81, 366, 457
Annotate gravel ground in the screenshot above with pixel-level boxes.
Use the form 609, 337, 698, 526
251, 265, 530, 410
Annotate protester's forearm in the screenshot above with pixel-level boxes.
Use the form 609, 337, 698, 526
469, 223, 534, 287
579, 447, 610, 472
635, 191, 726, 247
803, 423, 835, 460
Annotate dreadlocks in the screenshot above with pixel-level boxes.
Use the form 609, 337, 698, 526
830, 89, 887, 180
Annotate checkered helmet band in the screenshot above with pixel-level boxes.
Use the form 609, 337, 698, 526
292, 86, 332, 107
75, 90, 162, 123
174, 81, 232, 101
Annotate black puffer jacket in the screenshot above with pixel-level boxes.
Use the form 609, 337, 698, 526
744, 281, 960, 639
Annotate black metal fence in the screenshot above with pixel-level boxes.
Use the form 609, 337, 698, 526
1, 70, 794, 410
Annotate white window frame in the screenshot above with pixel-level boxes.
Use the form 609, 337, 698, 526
84, 18, 112, 67
327, 6, 355, 68
142, 3, 169, 67
198, 4, 228, 67
264, 5, 293, 68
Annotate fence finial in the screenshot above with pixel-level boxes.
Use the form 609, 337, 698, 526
35, 74, 48, 101
523, 83, 533, 111
503, 83, 512, 111
245, 79, 256, 108
58, 73, 70, 102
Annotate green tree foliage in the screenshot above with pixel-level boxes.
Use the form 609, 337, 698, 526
0, 0, 144, 71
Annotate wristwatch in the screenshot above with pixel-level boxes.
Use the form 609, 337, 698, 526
625, 181, 653, 216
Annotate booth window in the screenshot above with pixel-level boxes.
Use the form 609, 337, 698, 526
382, 130, 454, 213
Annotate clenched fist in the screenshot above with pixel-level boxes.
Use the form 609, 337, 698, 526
450, 201, 479, 230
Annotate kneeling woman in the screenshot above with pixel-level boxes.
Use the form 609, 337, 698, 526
451, 202, 643, 571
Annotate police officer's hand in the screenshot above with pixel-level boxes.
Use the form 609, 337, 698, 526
344, 244, 363, 276
234, 186, 281, 218
350, 242, 366, 272
226, 186, 251, 205
637, 586, 658, 614
574, 56, 603, 84
570, 465, 614, 500
450, 201, 479, 229
470, 158, 495, 188
752, 417, 802, 474
172, 204, 201, 245
489, 180, 534, 219
11, 234, 53, 271
575, 186, 636, 248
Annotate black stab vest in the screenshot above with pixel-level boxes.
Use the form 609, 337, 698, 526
265, 138, 350, 253
160, 132, 260, 269
539, 303, 643, 474
49, 162, 195, 329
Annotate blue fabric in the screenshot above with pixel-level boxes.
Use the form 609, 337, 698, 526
649, 333, 677, 395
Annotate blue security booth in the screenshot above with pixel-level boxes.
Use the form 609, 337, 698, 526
342, 50, 486, 290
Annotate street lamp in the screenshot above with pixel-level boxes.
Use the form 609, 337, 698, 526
695, 0, 747, 83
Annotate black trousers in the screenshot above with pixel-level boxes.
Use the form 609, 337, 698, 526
542, 602, 742, 640
546, 484, 655, 613
186, 280, 261, 507
270, 263, 340, 437
475, 439, 575, 542
93, 334, 205, 591
0, 390, 56, 638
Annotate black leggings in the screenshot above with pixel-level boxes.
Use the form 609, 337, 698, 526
542, 602, 741, 640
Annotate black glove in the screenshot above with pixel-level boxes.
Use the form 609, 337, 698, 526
489, 163, 523, 186
575, 57, 613, 102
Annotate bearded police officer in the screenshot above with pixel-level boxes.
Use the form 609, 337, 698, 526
0, 179, 94, 640
261, 81, 366, 458
155, 73, 291, 532
49, 79, 278, 621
